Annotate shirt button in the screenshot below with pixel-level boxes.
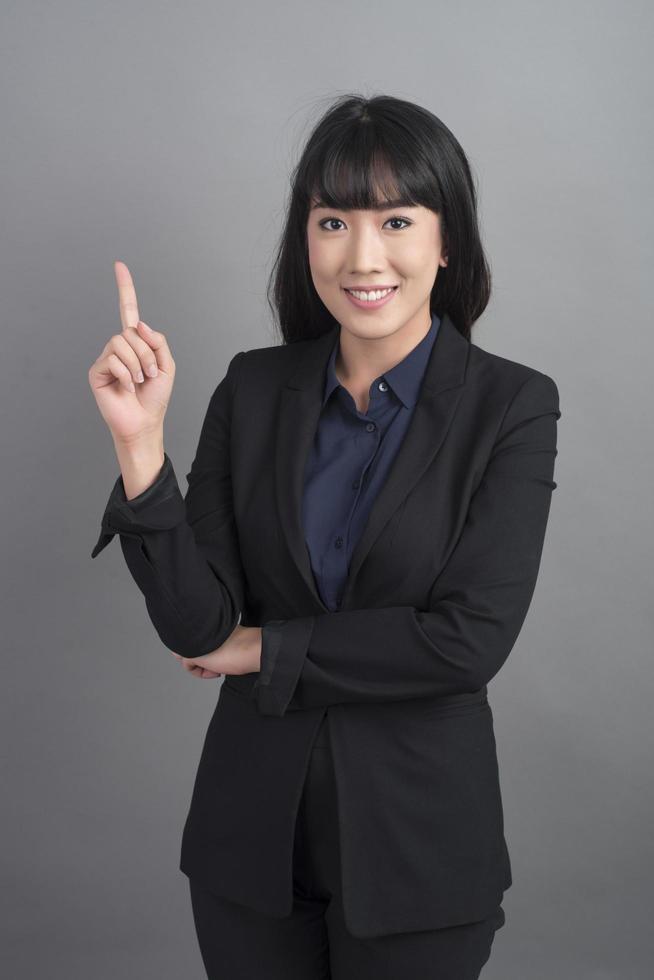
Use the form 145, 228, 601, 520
334, 536, 343, 548
365, 422, 376, 432
378, 381, 388, 392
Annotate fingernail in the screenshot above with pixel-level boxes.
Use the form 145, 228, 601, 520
139, 320, 153, 333
146, 363, 158, 377
128, 381, 136, 393
136, 371, 144, 383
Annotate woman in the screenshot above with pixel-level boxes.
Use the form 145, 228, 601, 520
88, 94, 560, 979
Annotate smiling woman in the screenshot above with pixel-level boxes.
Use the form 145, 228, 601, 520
90, 93, 559, 980
307, 195, 446, 347
267, 94, 491, 346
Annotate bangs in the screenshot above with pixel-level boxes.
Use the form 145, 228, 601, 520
304, 129, 439, 213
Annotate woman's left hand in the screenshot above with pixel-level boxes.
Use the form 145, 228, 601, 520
171, 625, 262, 679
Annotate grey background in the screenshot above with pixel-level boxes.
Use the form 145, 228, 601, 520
2, 1, 652, 977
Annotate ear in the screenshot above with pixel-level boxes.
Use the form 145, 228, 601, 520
440, 230, 449, 268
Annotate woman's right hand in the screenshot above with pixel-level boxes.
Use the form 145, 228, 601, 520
88, 261, 176, 446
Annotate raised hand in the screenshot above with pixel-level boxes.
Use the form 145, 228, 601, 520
88, 261, 176, 446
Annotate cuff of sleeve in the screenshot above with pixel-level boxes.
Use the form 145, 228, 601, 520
253, 616, 315, 717
90, 452, 186, 558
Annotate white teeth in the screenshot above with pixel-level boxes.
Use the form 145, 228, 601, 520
347, 287, 395, 301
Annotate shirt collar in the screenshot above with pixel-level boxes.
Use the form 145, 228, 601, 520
322, 311, 441, 409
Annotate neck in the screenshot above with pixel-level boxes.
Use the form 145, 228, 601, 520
335, 308, 432, 386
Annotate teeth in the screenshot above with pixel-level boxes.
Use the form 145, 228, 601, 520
347, 287, 395, 301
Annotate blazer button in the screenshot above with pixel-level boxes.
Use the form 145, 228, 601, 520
365, 422, 376, 432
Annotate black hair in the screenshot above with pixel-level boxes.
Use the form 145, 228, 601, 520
266, 93, 492, 344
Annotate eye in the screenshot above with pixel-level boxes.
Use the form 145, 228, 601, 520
385, 217, 412, 230
317, 216, 413, 231
318, 218, 346, 231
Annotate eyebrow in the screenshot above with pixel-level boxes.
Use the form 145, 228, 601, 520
310, 198, 414, 211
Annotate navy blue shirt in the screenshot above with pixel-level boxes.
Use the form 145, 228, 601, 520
301, 312, 441, 611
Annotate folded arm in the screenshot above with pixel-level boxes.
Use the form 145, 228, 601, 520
254, 371, 561, 717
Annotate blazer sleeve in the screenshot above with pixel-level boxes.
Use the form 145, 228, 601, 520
253, 371, 561, 717
90, 350, 247, 659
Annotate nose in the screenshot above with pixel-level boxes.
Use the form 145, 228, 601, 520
345, 224, 386, 275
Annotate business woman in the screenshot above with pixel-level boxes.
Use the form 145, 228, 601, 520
88, 94, 560, 979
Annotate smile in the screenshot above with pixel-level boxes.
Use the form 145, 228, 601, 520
343, 286, 398, 310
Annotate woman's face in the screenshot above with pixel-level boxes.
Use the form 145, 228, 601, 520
306, 197, 447, 342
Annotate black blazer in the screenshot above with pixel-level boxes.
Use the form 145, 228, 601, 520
93, 312, 560, 939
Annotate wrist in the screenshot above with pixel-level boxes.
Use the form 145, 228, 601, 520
113, 437, 166, 501
113, 430, 164, 460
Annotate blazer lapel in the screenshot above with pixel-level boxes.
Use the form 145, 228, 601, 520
274, 312, 470, 613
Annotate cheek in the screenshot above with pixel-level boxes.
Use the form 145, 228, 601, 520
307, 229, 324, 262
393, 236, 439, 276
308, 243, 336, 281
307, 232, 344, 281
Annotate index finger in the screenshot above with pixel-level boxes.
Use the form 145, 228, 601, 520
114, 260, 141, 332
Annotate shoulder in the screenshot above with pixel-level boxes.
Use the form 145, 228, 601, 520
228, 329, 560, 415
230, 336, 321, 390
239, 338, 311, 369
216, 339, 297, 385
466, 334, 560, 415
211, 339, 315, 417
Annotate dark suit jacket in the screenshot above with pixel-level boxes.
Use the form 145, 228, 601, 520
92, 311, 561, 938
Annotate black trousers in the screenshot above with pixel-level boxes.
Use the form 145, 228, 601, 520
189, 715, 506, 979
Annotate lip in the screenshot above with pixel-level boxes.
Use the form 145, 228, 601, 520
343, 285, 398, 311
343, 285, 398, 291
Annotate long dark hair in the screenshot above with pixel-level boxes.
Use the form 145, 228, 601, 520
266, 93, 492, 344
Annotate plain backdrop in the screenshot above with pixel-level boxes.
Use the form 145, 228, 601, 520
1, 1, 652, 977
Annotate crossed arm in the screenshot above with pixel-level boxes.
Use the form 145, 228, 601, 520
253, 371, 561, 715
92, 360, 560, 718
